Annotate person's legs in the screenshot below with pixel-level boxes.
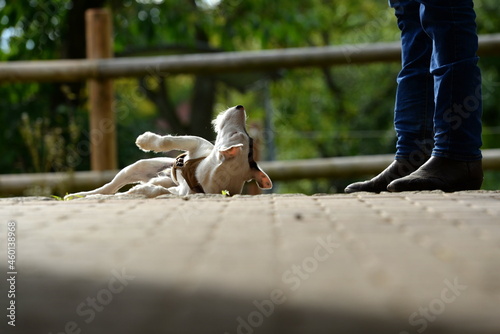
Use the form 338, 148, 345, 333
421, 0, 482, 160
393, 1, 435, 161
345, 0, 432, 193
387, 0, 483, 192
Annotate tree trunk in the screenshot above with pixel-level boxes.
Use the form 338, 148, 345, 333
53, 0, 106, 108
189, 75, 217, 140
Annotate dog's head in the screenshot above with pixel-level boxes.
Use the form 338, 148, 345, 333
210, 105, 272, 192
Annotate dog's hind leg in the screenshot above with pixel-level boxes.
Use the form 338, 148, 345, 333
149, 175, 176, 188
122, 183, 172, 198
65, 157, 174, 199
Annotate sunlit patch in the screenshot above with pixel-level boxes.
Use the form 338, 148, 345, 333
135, 0, 164, 4
195, 0, 222, 9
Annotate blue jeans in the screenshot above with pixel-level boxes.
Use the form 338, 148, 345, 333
389, 0, 482, 162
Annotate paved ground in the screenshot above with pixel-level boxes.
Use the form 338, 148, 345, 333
1, 191, 499, 334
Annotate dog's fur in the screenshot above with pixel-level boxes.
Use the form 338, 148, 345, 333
65, 105, 272, 198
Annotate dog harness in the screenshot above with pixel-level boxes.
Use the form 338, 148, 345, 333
172, 153, 206, 194
172, 134, 261, 195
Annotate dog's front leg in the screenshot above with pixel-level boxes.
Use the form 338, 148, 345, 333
136, 132, 213, 156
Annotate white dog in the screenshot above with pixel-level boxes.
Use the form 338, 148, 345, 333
65, 105, 272, 198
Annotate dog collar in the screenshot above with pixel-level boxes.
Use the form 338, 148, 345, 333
172, 153, 205, 194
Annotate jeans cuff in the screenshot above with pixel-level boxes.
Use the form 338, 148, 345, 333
431, 151, 482, 162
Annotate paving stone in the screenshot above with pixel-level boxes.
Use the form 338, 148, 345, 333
0, 191, 499, 334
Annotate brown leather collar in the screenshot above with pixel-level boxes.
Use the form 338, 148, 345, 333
172, 153, 205, 194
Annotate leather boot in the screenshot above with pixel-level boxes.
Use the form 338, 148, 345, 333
344, 158, 427, 193
387, 156, 483, 192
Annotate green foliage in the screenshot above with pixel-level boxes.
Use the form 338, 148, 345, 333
18, 108, 81, 173
0, 0, 70, 60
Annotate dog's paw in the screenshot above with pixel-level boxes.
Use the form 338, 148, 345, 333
136, 132, 161, 152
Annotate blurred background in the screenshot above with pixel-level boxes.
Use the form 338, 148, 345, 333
1, 0, 499, 195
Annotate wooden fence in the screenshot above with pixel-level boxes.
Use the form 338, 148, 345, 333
2, 149, 500, 196
3, 33, 500, 82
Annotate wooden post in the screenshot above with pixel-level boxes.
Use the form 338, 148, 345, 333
85, 8, 117, 171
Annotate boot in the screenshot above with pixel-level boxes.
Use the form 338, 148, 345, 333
344, 158, 427, 193
387, 156, 483, 192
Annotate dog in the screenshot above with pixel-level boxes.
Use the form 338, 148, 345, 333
65, 105, 272, 198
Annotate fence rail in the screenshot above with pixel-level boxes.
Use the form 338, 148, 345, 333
2, 149, 500, 196
1, 34, 500, 83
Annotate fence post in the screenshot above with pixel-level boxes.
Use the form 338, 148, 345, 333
85, 8, 117, 171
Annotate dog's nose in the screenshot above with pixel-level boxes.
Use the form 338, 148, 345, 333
235, 105, 244, 110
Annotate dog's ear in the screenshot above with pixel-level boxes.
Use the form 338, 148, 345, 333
219, 144, 243, 160
252, 168, 273, 189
